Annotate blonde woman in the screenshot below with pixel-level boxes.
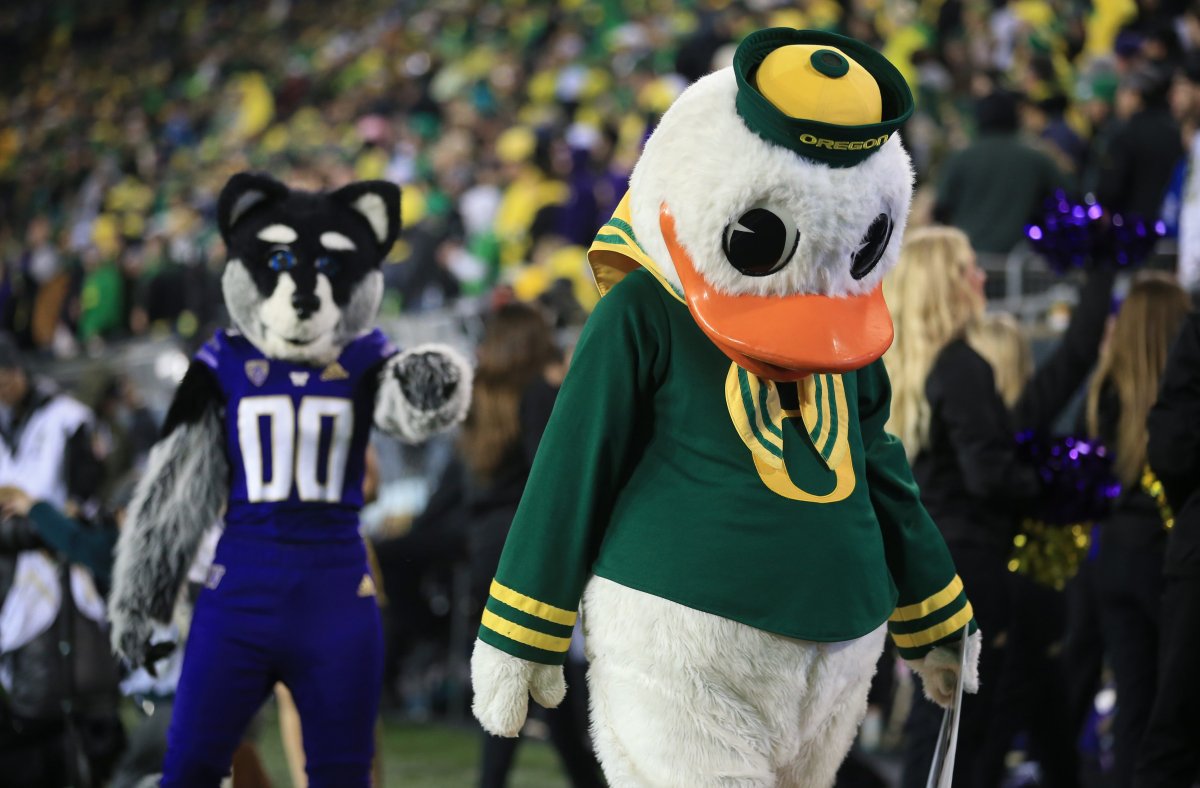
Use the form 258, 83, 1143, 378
1085, 274, 1190, 788
967, 314, 1032, 408
884, 226, 1115, 788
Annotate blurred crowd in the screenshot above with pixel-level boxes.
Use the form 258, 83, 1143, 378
7, 0, 1200, 786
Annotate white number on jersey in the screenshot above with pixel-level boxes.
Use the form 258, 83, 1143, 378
237, 396, 354, 503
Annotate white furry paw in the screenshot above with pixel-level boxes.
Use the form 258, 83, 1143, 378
374, 343, 472, 443
471, 639, 566, 737
906, 629, 981, 709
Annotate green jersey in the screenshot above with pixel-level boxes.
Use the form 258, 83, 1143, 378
478, 268, 975, 664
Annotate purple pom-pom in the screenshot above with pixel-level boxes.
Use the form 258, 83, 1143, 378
1014, 431, 1120, 525
1024, 191, 1162, 274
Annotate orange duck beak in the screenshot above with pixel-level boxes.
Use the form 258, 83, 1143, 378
661, 203, 894, 382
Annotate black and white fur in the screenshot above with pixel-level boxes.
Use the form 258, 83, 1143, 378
109, 173, 471, 666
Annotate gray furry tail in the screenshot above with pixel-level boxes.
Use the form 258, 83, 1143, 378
108, 407, 228, 664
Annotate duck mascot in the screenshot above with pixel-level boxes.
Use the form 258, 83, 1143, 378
471, 29, 981, 787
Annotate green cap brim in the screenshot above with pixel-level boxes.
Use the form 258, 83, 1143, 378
733, 28, 915, 168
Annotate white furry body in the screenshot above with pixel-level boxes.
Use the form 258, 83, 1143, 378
584, 578, 886, 788
474, 575, 887, 788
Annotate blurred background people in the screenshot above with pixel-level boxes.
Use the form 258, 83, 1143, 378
1085, 273, 1191, 788
1097, 63, 1183, 222
1141, 306, 1200, 787
0, 332, 120, 786
885, 226, 1114, 788
934, 90, 1065, 259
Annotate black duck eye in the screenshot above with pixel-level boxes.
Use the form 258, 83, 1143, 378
850, 214, 894, 280
722, 206, 799, 277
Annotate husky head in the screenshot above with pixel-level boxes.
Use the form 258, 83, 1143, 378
216, 172, 400, 365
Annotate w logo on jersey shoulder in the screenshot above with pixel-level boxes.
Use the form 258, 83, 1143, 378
245, 360, 270, 387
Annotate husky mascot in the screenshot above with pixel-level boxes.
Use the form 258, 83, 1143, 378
471, 29, 980, 787
109, 173, 471, 787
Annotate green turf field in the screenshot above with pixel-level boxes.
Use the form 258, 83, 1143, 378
254, 707, 572, 787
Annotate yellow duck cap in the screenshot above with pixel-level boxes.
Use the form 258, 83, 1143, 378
756, 44, 882, 126
732, 29, 913, 168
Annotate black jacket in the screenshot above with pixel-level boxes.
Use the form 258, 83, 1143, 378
0, 381, 114, 723
463, 377, 559, 596
1096, 107, 1183, 219
913, 269, 1115, 551
0, 523, 121, 722
1094, 385, 1164, 551
1148, 310, 1200, 575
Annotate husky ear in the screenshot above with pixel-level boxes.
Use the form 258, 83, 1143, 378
217, 172, 290, 244
329, 180, 401, 256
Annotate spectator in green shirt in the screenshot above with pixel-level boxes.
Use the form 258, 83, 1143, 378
78, 245, 126, 345
935, 90, 1066, 256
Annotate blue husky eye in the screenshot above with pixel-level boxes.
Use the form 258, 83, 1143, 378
315, 256, 340, 275
268, 249, 297, 272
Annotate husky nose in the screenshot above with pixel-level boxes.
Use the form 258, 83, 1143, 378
292, 292, 321, 319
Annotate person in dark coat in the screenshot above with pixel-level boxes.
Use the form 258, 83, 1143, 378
456, 301, 603, 788
1097, 63, 1184, 220
1139, 308, 1200, 787
934, 90, 1066, 255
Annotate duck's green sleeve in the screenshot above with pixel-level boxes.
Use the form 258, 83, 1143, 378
477, 273, 669, 665
857, 360, 978, 660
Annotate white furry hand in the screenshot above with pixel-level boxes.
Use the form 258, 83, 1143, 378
374, 343, 472, 443
906, 629, 981, 709
471, 639, 566, 737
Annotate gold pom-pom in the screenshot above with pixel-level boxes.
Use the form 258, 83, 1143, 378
1008, 519, 1093, 590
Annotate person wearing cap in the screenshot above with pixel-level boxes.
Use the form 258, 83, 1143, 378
470, 29, 979, 786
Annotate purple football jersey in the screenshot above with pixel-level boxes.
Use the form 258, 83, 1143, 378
196, 329, 396, 542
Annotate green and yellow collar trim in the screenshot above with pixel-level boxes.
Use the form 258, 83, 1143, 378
588, 192, 857, 502
725, 365, 849, 472
588, 193, 684, 303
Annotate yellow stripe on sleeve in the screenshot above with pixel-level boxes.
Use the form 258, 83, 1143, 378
481, 609, 572, 653
890, 603, 974, 649
489, 580, 578, 626
889, 575, 964, 622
